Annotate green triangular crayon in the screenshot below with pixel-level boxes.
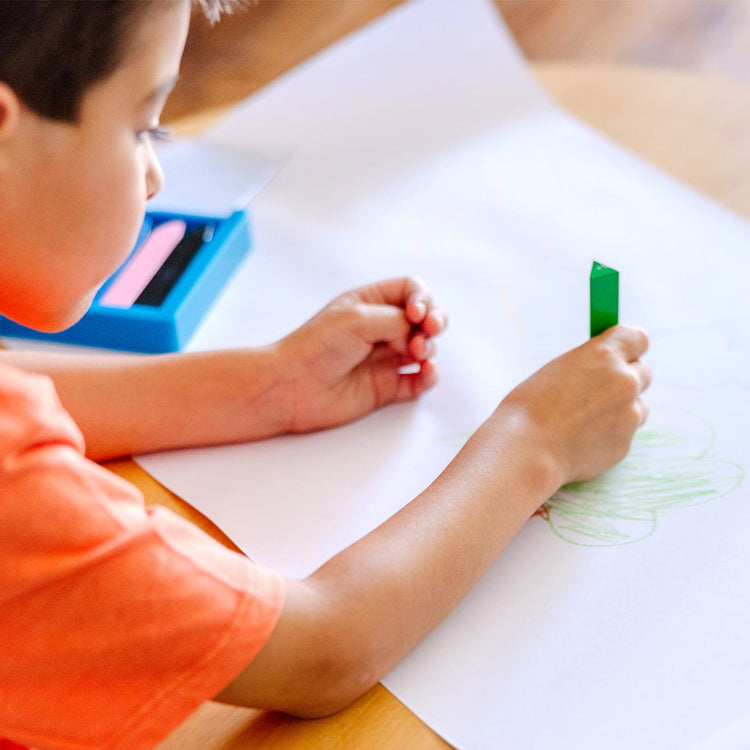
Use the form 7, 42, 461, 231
590, 261, 619, 337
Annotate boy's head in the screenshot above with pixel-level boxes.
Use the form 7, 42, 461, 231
0, 1, 159, 124
0, 0, 229, 123
0, 0, 230, 332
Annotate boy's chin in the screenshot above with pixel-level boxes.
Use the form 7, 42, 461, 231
20, 292, 96, 334
49, 300, 95, 332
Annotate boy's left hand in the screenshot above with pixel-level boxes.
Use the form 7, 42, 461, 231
276, 277, 447, 433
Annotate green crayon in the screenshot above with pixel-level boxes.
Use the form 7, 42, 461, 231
590, 261, 619, 337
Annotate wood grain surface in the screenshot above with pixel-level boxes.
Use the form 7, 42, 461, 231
165, 0, 750, 122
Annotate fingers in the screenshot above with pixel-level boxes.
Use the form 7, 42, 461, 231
595, 325, 652, 419
630, 359, 651, 429
344, 277, 447, 362
357, 308, 438, 363
408, 332, 435, 361
597, 324, 649, 363
349, 277, 447, 335
345, 303, 441, 366
403, 279, 448, 337
350, 277, 427, 308
411, 358, 439, 396
389, 357, 440, 402
350, 304, 413, 349
630, 358, 652, 394
635, 398, 649, 427
400, 278, 447, 362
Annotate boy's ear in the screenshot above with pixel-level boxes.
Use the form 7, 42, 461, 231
0, 82, 21, 140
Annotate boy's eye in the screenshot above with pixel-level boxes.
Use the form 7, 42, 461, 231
136, 126, 172, 144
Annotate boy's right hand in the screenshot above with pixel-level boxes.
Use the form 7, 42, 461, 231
496, 325, 651, 490
214, 324, 650, 719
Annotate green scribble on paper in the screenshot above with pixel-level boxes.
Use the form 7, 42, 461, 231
536, 408, 745, 547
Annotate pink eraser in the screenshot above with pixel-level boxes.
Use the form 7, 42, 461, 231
100, 219, 187, 308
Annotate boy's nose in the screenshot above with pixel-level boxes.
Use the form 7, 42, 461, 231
145, 141, 165, 200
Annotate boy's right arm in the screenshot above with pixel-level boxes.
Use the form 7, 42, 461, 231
214, 325, 651, 717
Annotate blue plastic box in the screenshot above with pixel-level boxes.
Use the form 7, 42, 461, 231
0, 209, 251, 353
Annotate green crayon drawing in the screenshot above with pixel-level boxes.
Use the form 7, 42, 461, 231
534, 408, 745, 546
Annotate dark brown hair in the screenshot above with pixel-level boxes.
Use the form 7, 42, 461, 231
0, 0, 233, 122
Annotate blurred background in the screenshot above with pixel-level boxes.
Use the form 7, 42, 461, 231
163, 0, 750, 217
166, 0, 750, 120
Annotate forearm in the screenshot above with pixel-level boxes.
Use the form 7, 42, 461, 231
216, 402, 562, 717
218, 327, 649, 715
0, 348, 291, 461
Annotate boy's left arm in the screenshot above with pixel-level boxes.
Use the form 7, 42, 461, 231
0, 277, 446, 461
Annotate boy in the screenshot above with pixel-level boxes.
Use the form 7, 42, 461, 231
0, 1, 650, 748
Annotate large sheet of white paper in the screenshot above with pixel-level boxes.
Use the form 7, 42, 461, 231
138, 1, 750, 747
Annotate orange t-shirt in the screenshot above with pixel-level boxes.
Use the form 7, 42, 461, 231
0, 364, 284, 749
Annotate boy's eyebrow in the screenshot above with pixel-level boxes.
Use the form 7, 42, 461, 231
142, 75, 179, 106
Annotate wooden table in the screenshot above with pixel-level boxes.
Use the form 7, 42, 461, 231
106, 59, 750, 749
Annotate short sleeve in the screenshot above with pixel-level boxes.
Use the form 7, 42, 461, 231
0, 365, 284, 750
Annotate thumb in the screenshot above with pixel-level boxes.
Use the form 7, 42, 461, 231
348, 303, 412, 352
